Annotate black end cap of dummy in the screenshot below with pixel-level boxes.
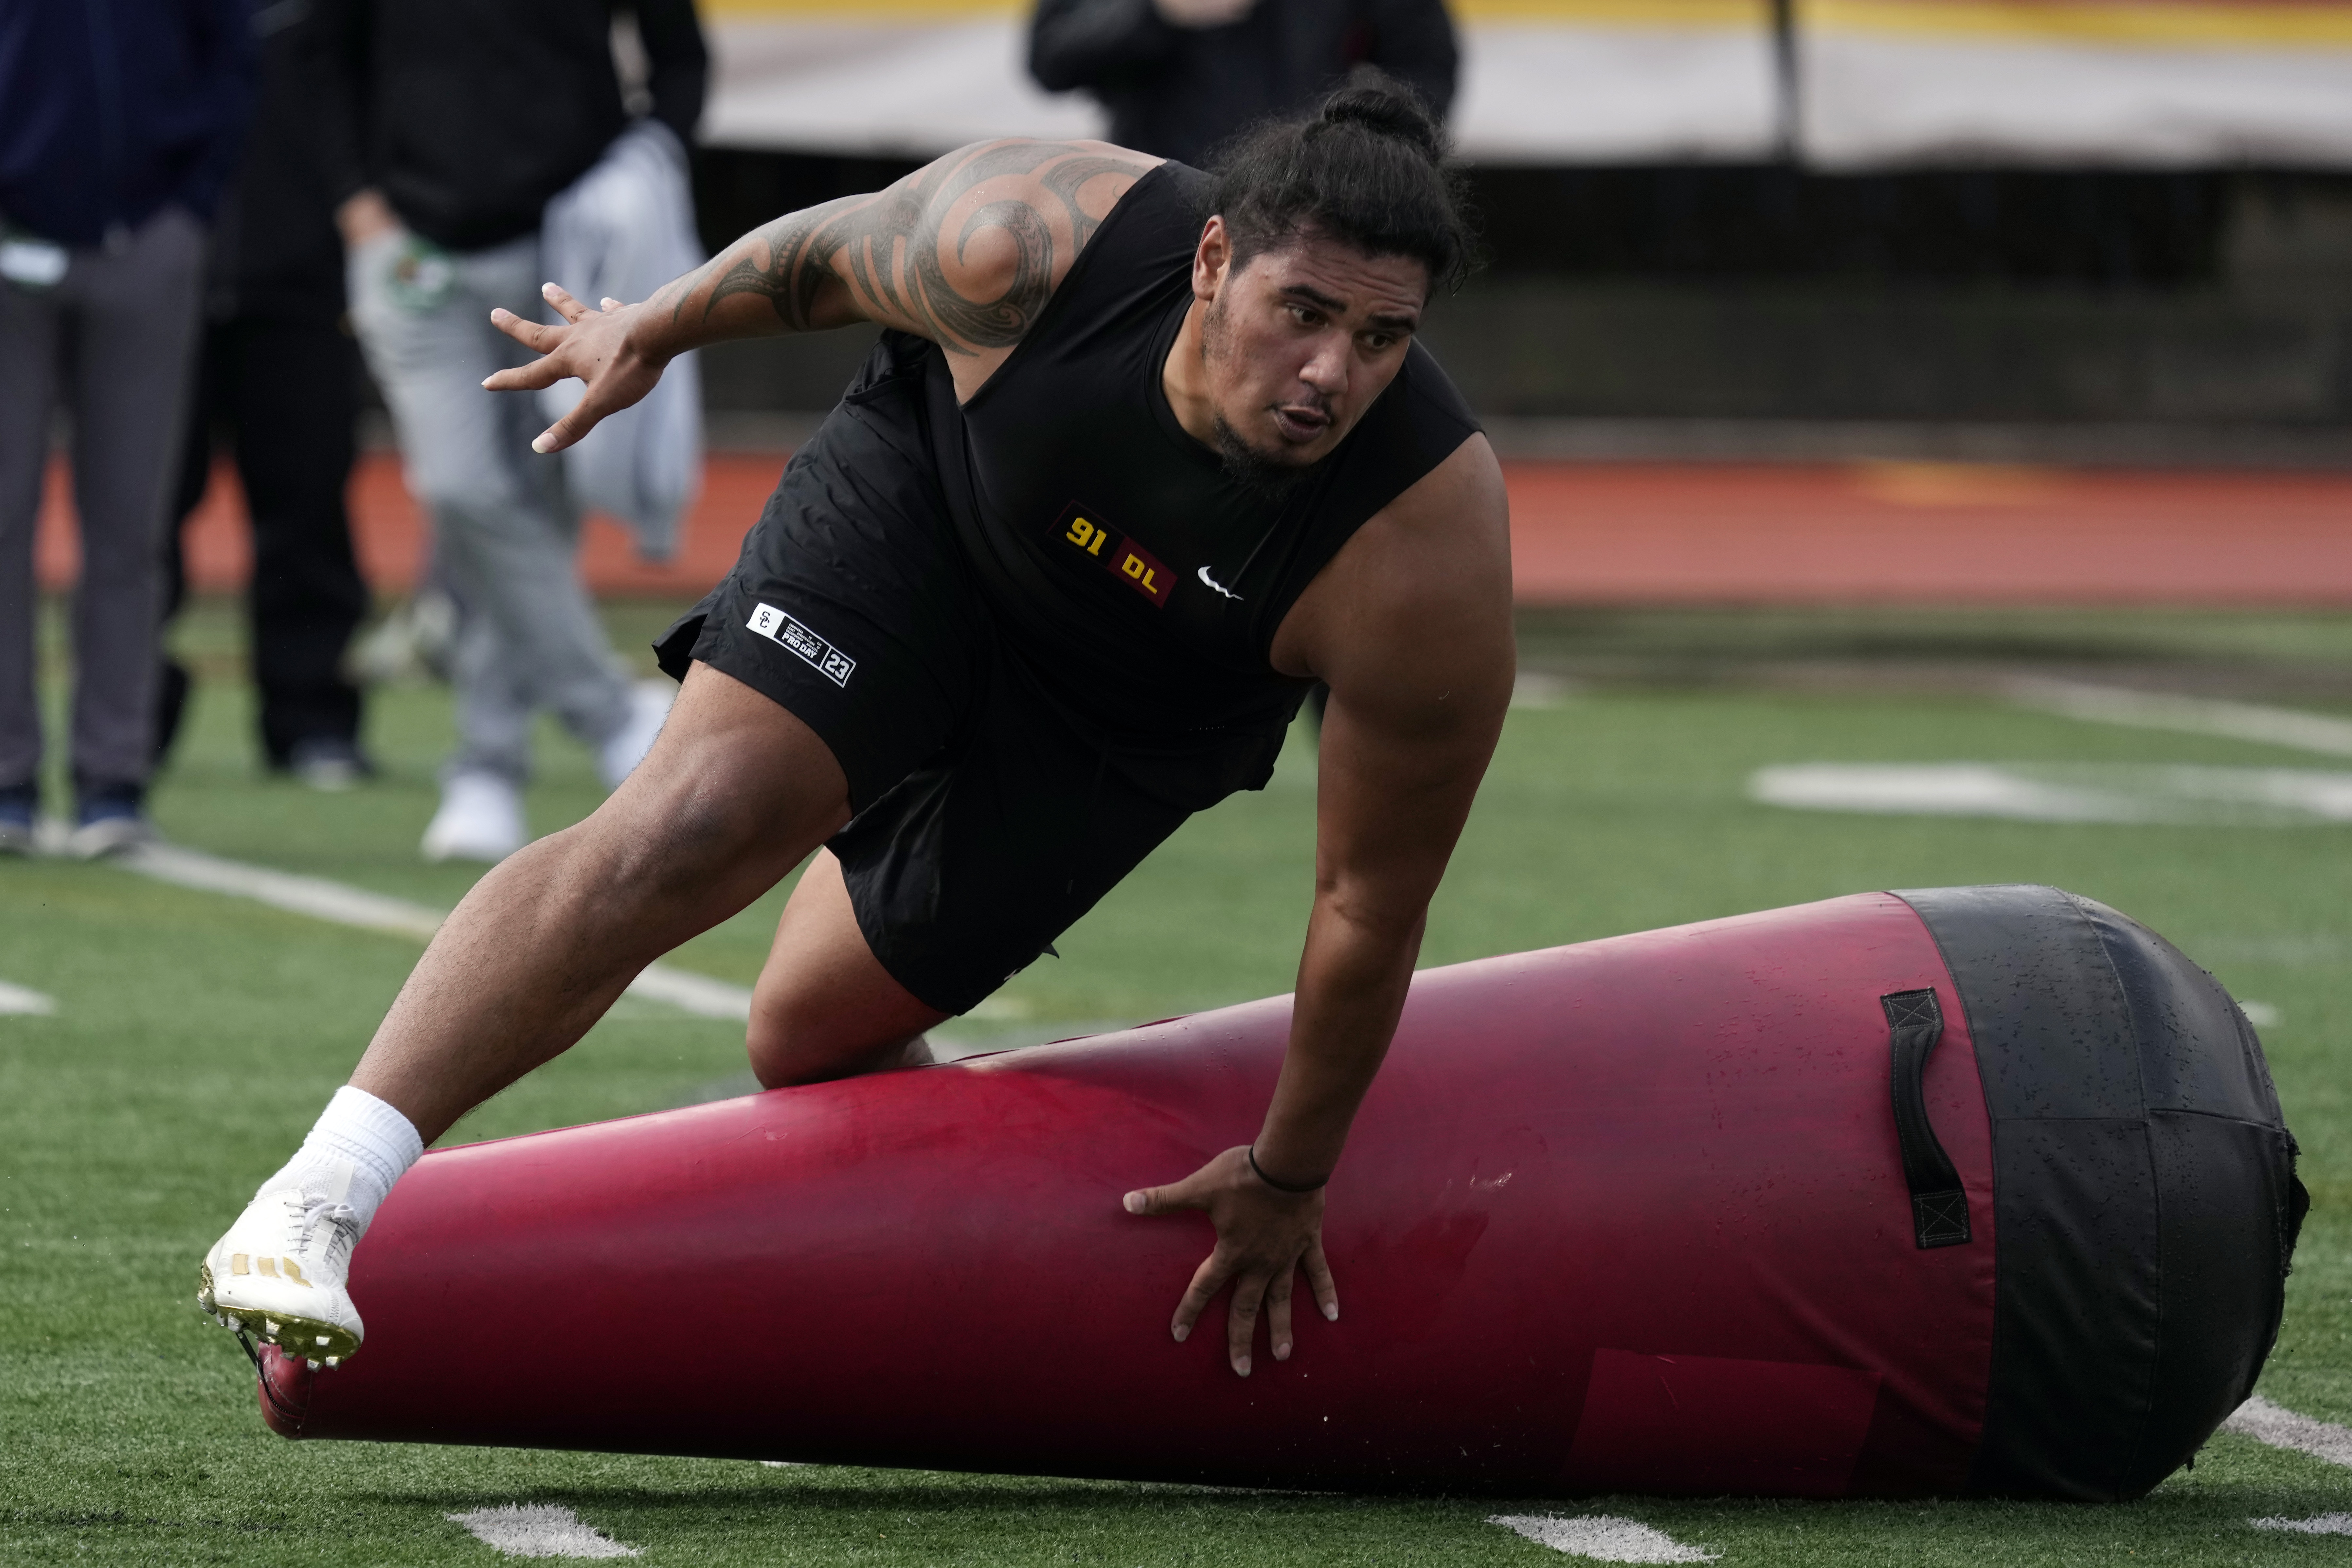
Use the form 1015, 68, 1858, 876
1893, 885, 2303, 1502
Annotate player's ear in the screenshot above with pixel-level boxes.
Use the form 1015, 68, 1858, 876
1194, 215, 1232, 302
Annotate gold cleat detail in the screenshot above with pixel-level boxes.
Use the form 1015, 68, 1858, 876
209, 1304, 360, 1363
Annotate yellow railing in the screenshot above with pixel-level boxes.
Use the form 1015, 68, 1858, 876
701, 0, 1768, 25
1803, 0, 2352, 47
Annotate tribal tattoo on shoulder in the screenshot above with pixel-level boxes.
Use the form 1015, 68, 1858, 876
679, 141, 1157, 357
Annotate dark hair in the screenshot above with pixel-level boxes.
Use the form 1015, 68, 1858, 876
1209, 73, 1478, 295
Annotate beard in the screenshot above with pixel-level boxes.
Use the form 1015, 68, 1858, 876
1201, 295, 1321, 501
1212, 413, 1314, 501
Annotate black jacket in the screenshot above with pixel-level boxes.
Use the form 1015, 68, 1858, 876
1029, 0, 1457, 167
0, 0, 252, 247
204, 0, 344, 323
303, 0, 706, 253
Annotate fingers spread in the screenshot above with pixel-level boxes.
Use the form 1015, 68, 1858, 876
482, 359, 567, 394
542, 282, 590, 323
533, 394, 611, 453
1266, 1265, 1295, 1361
1304, 1238, 1339, 1322
488, 308, 561, 352
1124, 1176, 1210, 1216
1226, 1271, 1267, 1377
531, 412, 591, 455
1171, 1250, 1228, 1346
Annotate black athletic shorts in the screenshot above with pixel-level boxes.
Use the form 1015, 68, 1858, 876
655, 360, 1296, 1016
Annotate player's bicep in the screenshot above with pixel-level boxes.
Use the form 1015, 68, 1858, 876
1314, 660, 1507, 923
1304, 442, 1514, 921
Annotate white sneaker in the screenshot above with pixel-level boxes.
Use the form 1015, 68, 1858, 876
197, 1180, 365, 1366
345, 587, 459, 686
63, 810, 157, 860
420, 772, 526, 863
597, 681, 675, 789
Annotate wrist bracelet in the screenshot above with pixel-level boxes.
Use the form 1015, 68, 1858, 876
1247, 1145, 1328, 1194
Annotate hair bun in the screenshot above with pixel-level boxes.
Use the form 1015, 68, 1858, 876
1317, 75, 1445, 163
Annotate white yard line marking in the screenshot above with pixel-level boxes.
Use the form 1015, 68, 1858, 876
1752, 762, 2128, 822
2011, 679, 2352, 758
0, 979, 56, 1016
2253, 1513, 2352, 1535
122, 842, 443, 940
1488, 1514, 1719, 1563
619, 964, 755, 1020
1748, 761, 2352, 825
2223, 1395, 2352, 1467
115, 842, 752, 1021
1511, 672, 1578, 710
447, 1504, 640, 1559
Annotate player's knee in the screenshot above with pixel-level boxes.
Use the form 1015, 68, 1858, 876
744, 994, 846, 1088
746, 998, 928, 1089
594, 773, 773, 900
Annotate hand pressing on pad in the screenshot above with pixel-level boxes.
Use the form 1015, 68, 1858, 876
1125, 1145, 1339, 1377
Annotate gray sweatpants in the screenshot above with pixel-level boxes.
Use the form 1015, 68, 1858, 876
345, 229, 631, 785
0, 207, 205, 793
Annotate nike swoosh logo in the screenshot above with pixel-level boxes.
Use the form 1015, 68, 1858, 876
1197, 566, 1242, 601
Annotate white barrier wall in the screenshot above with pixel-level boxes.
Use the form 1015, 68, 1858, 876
1797, 0, 2352, 167
697, 0, 2352, 167
698, 0, 1782, 162
1450, 0, 1781, 161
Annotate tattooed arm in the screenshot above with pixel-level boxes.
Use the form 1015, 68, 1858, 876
485, 138, 1161, 451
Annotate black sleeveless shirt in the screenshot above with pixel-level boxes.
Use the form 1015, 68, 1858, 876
918, 160, 1480, 746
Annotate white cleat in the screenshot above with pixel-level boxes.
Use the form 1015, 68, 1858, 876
420, 771, 526, 863
197, 1181, 365, 1363
597, 680, 675, 789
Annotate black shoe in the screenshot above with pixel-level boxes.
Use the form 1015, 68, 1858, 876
0, 781, 34, 856
66, 780, 153, 859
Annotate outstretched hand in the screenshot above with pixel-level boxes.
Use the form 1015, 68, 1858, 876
483, 283, 670, 454
1124, 1146, 1338, 1376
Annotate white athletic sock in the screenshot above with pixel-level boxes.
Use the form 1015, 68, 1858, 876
255, 1085, 424, 1233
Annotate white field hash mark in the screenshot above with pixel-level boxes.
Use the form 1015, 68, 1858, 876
0, 979, 55, 1016
1747, 761, 2352, 826
1488, 1514, 1719, 1563
2011, 679, 2352, 759
2253, 1513, 2352, 1535
112, 842, 754, 1021
447, 1504, 640, 1559
2222, 1395, 2352, 1468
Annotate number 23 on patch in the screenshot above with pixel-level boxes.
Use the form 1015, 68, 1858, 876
1057, 504, 1173, 608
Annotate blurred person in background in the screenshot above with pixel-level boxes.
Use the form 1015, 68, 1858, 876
158, 0, 373, 792
1028, 0, 1458, 166
304, 0, 706, 862
0, 0, 252, 857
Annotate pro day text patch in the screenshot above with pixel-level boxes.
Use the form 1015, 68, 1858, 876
746, 604, 856, 688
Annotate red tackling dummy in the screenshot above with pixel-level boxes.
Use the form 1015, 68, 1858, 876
255, 886, 2302, 1500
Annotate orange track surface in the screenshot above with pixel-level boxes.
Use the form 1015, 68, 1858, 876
37, 451, 2352, 605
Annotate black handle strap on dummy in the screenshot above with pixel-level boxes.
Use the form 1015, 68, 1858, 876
1882, 988, 1972, 1249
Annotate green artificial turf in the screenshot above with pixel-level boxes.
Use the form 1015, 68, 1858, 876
4, 598, 2351, 1563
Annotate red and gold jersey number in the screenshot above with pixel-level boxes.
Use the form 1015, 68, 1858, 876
1057, 505, 1173, 608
